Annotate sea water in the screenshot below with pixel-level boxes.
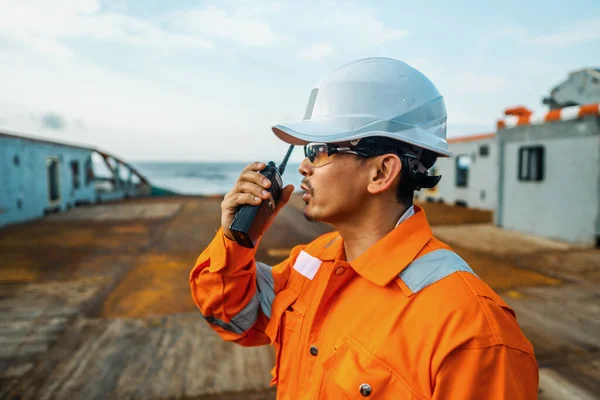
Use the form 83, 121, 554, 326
132, 161, 304, 196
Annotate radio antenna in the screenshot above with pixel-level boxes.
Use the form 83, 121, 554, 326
278, 145, 295, 175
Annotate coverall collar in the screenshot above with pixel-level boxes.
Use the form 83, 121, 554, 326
319, 205, 433, 286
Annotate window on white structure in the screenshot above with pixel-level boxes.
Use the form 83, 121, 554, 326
479, 145, 489, 157
47, 157, 61, 203
518, 146, 545, 182
455, 155, 470, 187
70, 161, 80, 189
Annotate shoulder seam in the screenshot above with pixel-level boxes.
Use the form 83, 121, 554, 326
457, 272, 502, 344
448, 342, 536, 356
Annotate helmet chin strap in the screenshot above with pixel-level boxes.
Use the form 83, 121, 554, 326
401, 147, 441, 190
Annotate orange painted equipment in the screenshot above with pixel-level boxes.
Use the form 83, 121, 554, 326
190, 206, 538, 399
447, 132, 495, 144
503, 106, 533, 117
497, 103, 600, 130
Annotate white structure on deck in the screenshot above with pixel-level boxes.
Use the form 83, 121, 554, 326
0, 131, 152, 228
418, 133, 498, 211
496, 104, 600, 246
417, 66, 600, 246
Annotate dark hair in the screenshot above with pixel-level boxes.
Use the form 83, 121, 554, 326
355, 137, 438, 206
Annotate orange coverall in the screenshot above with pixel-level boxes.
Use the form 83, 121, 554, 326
190, 206, 539, 399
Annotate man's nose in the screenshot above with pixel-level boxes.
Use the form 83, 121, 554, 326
298, 157, 313, 177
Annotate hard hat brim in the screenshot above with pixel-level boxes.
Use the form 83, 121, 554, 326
272, 121, 452, 157
272, 121, 343, 145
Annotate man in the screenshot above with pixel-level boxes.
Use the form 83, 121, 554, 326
190, 58, 539, 399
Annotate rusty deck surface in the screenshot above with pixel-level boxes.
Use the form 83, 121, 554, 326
0, 196, 599, 399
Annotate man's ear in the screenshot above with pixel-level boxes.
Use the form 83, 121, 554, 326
367, 154, 402, 195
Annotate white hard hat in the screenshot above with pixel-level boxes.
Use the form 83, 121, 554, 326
272, 57, 450, 157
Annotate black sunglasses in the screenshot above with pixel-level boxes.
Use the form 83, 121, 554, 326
303, 142, 416, 167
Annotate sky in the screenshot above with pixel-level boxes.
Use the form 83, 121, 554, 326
0, 0, 598, 163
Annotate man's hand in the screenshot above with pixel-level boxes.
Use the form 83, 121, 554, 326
221, 161, 294, 241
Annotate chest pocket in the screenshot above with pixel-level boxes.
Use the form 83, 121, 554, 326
319, 336, 425, 400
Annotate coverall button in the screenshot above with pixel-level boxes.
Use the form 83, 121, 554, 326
309, 345, 318, 356
359, 383, 372, 396
334, 267, 345, 276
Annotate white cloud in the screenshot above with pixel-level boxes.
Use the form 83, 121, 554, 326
205, 1, 406, 54
487, 17, 600, 50
297, 43, 334, 61
531, 17, 600, 48
0, 0, 213, 57
405, 58, 511, 95
220, 0, 285, 19
283, 2, 407, 50
89, 14, 214, 50
450, 72, 511, 95
318, 3, 407, 48
173, 6, 285, 47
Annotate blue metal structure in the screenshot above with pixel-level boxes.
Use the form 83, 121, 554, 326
0, 131, 153, 228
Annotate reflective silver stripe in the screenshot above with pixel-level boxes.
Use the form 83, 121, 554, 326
399, 249, 476, 294
256, 261, 276, 318
202, 261, 276, 334
202, 294, 259, 335
230, 294, 260, 332
202, 314, 241, 334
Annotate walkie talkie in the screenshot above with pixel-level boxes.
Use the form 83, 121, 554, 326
229, 145, 294, 248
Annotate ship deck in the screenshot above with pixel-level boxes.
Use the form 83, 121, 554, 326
1, 196, 599, 399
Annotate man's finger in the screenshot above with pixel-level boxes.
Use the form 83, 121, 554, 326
243, 161, 266, 173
